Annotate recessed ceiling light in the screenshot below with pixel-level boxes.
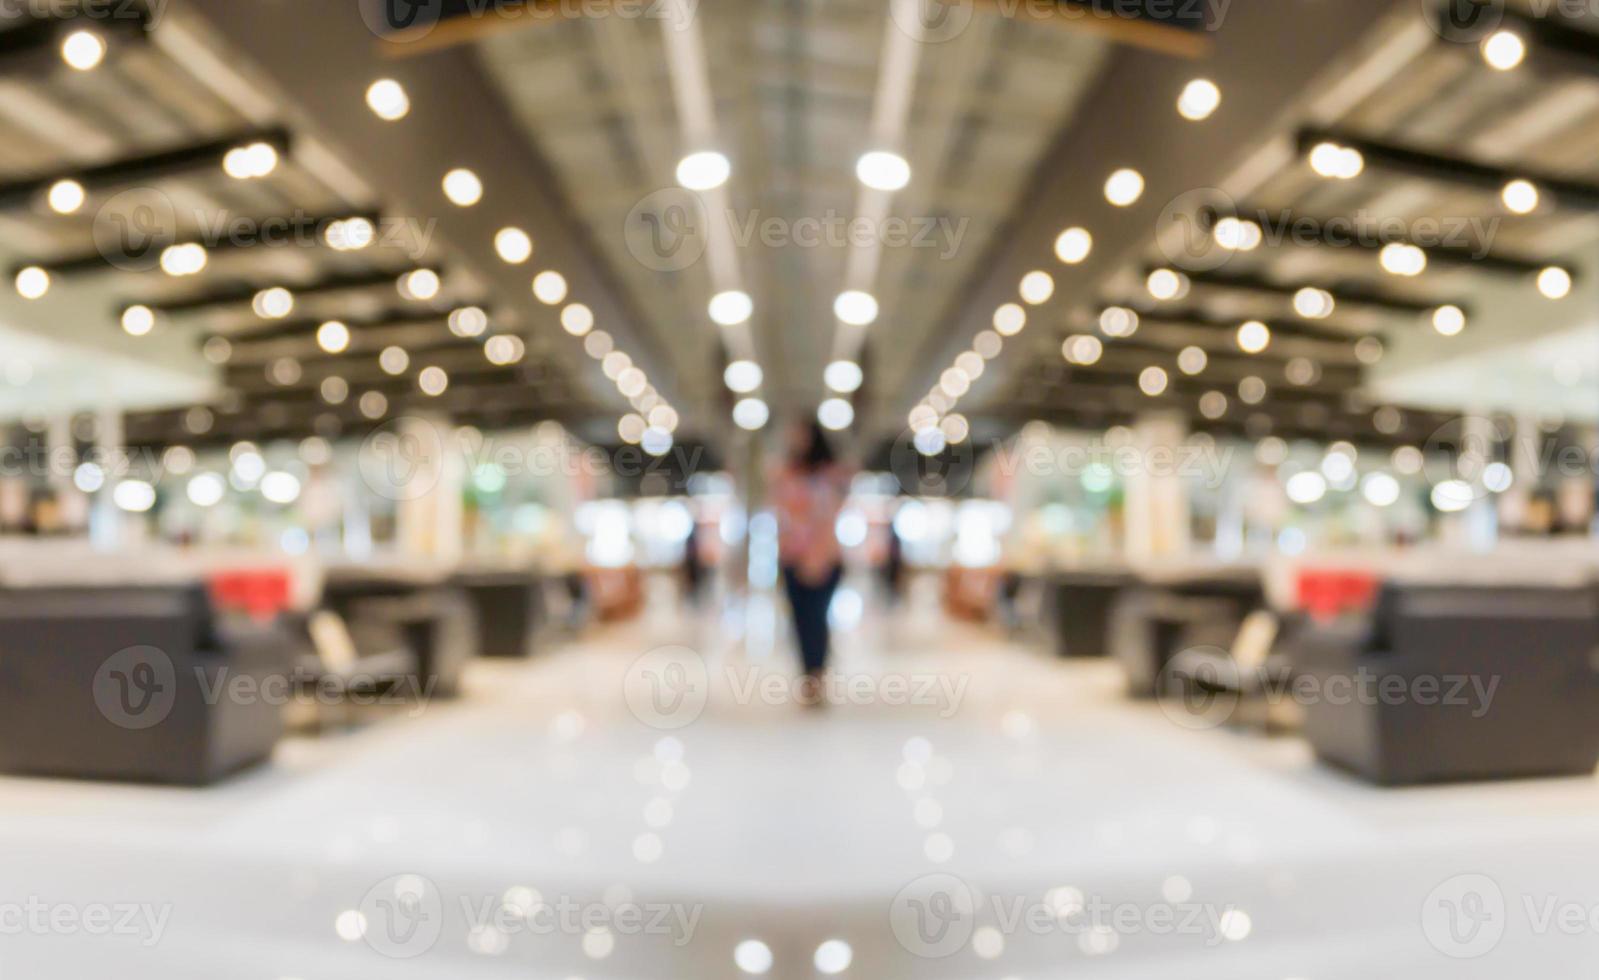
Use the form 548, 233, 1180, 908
61, 30, 106, 71
15, 266, 49, 300
1537, 266, 1572, 299
708, 290, 754, 326
1501, 179, 1539, 214
1103, 168, 1144, 207
723, 359, 763, 393
833, 290, 878, 327
365, 79, 410, 121
399, 268, 440, 300
676, 151, 730, 191
1176, 78, 1221, 121
1236, 320, 1271, 353
448, 306, 488, 338
252, 287, 294, 319
817, 398, 854, 431
316, 320, 350, 354
1292, 287, 1334, 319
824, 360, 863, 393
532, 270, 567, 305
442, 168, 483, 206
121, 305, 155, 337
418, 366, 449, 396
1482, 30, 1526, 71
1054, 227, 1092, 264
561, 303, 595, 336
856, 150, 911, 191
494, 227, 533, 264
992, 303, 1026, 336
733, 398, 769, 430
1018, 270, 1054, 305
47, 179, 85, 215
1432, 305, 1466, 336
1139, 366, 1169, 396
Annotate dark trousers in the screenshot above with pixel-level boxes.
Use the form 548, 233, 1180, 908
782, 564, 842, 674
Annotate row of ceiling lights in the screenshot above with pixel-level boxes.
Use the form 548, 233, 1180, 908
364, 77, 680, 453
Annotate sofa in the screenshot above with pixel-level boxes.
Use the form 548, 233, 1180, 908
0, 583, 291, 785
1288, 582, 1599, 785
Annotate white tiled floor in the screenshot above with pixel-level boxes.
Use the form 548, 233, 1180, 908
4, 579, 1599, 977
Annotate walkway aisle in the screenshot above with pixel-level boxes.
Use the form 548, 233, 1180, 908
3, 580, 1599, 978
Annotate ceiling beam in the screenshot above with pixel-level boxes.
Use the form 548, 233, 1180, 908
1166, 266, 1464, 318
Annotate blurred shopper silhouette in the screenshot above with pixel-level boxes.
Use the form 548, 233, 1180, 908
772, 420, 850, 700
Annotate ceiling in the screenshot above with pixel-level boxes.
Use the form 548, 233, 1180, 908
0, 0, 1595, 460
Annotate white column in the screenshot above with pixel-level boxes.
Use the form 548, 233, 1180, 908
1123, 411, 1191, 562
89, 407, 124, 551
395, 415, 465, 562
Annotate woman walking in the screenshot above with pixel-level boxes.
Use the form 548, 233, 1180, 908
771, 419, 850, 701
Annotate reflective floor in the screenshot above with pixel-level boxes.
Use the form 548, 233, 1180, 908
4, 578, 1599, 977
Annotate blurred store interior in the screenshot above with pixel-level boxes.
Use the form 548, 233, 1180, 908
2, 0, 1599, 977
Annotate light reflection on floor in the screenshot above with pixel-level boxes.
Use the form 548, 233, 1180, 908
1, 580, 1598, 977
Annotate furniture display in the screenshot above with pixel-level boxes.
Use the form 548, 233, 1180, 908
451, 569, 545, 658
1040, 569, 1138, 658
1108, 567, 1265, 695
0, 583, 291, 785
321, 569, 478, 698
1289, 582, 1599, 785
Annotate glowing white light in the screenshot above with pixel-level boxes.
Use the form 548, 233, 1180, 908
818, 398, 854, 430
733, 397, 769, 430
448, 306, 488, 338
121, 305, 155, 337
1433, 305, 1466, 336
360, 391, 388, 418
913, 426, 946, 456
160, 243, 207, 277
494, 227, 533, 264
316, 320, 350, 354
940, 413, 970, 443
61, 29, 106, 70
1293, 287, 1334, 319
442, 168, 483, 206
73, 463, 104, 493
380, 346, 409, 375
112, 480, 156, 513
1502, 179, 1539, 214
602, 351, 632, 379
47, 179, 85, 214
1139, 366, 1169, 396
418, 366, 449, 396
1098, 306, 1138, 337
399, 268, 440, 300
1177, 78, 1221, 120
261, 471, 302, 504
1054, 226, 1092, 264
252, 287, 294, 319
647, 404, 679, 432
1019, 270, 1054, 305
813, 940, 853, 975
676, 150, 731, 190
1321, 450, 1355, 484
939, 368, 970, 398
561, 303, 595, 336
955, 351, 984, 381
1355, 336, 1385, 364
1308, 142, 1363, 180
617, 367, 647, 398
1236, 320, 1271, 353
1361, 472, 1400, 507
1063, 334, 1103, 365
485, 335, 525, 365
1379, 242, 1426, 277
186, 473, 225, 507
1104, 168, 1144, 206
723, 359, 763, 393
1483, 461, 1513, 493
1286, 471, 1327, 504
1432, 479, 1474, 512
709, 290, 754, 326
908, 404, 938, 431
1212, 216, 1262, 250
734, 939, 774, 974
326, 217, 375, 251
824, 360, 863, 393
856, 150, 911, 191
532, 270, 567, 305
366, 78, 410, 120
641, 426, 673, 457
1147, 268, 1185, 300
1199, 390, 1228, 419
834, 290, 878, 326
223, 142, 278, 180
619, 414, 647, 443
1177, 345, 1207, 375
992, 302, 1026, 336
1537, 266, 1572, 299
1482, 30, 1526, 71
